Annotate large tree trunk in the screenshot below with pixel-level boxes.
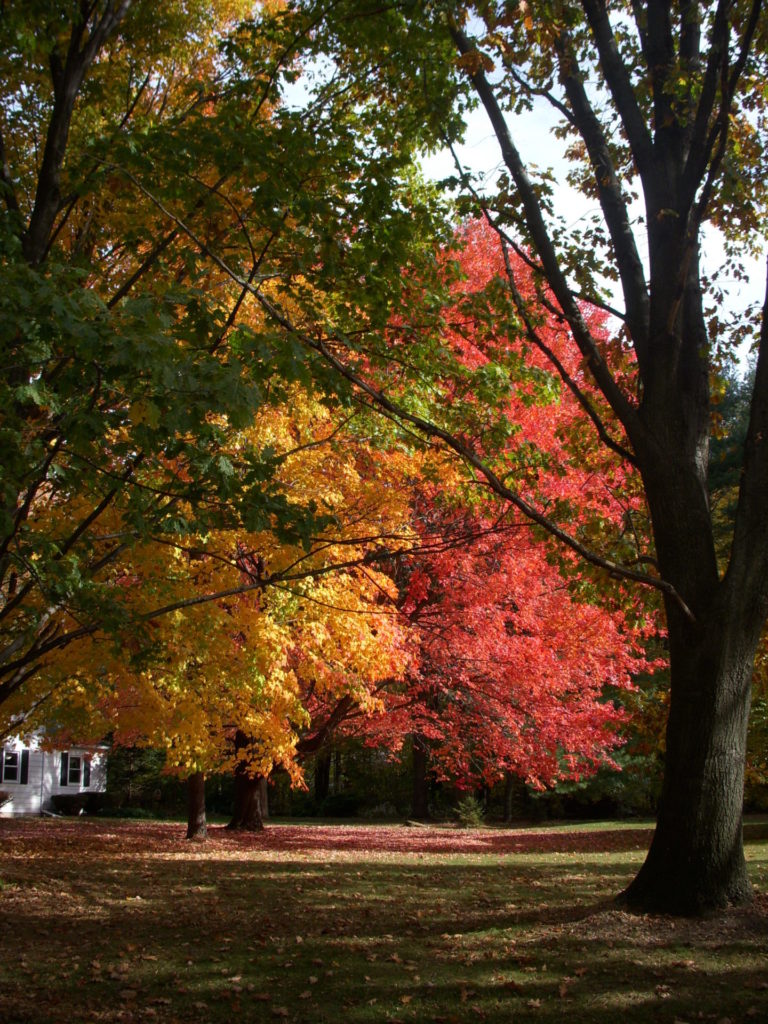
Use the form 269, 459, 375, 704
186, 771, 207, 841
226, 729, 266, 830
622, 595, 761, 913
226, 771, 264, 831
616, 352, 767, 914
412, 734, 430, 820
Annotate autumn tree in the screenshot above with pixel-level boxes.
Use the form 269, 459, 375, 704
377, 506, 651, 795
23, 390, 417, 837
240, 1, 768, 914
354, 224, 657, 811
0, 0, 442, 726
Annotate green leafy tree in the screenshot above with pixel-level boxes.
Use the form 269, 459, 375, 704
0, 0, 443, 720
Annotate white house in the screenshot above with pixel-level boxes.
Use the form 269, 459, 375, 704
0, 733, 108, 816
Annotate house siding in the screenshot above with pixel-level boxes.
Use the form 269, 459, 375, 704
0, 736, 108, 816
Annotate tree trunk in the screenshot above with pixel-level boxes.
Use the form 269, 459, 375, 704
226, 771, 264, 831
315, 750, 331, 803
259, 775, 269, 821
622, 605, 760, 914
503, 772, 522, 823
186, 771, 207, 841
412, 734, 430, 820
333, 748, 342, 793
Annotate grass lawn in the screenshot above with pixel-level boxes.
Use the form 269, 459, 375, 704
1, 817, 766, 1023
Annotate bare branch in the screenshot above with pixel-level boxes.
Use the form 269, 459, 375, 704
552, 29, 650, 363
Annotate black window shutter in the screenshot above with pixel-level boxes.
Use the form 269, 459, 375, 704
0, 748, 4, 783
83, 758, 91, 788
60, 752, 69, 786
20, 749, 29, 785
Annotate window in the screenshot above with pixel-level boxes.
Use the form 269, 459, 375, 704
59, 752, 91, 788
3, 750, 18, 782
1, 748, 29, 785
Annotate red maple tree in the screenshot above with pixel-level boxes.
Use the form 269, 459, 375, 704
355, 220, 659, 791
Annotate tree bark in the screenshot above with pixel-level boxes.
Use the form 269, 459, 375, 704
314, 750, 331, 803
412, 734, 430, 820
622, 602, 761, 914
503, 772, 514, 824
186, 771, 207, 841
226, 771, 264, 831
259, 775, 269, 821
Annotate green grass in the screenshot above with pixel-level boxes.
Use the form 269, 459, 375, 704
1, 818, 766, 1023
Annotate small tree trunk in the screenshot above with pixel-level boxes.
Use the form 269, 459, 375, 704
315, 750, 331, 803
186, 771, 207, 841
503, 772, 515, 823
259, 775, 269, 821
333, 748, 342, 793
226, 771, 264, 831
412, 734, 430, 819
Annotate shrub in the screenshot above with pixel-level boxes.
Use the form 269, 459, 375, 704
50, 794, 89, 815
455, 795, 486, 828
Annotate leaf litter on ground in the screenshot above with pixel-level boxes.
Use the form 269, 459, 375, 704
0, 818, 766, 1024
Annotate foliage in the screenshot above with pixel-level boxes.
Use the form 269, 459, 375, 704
13, 390, 418, 787
0, 0, 446, 723
454, 793, 486, 827
354, 222, 659, 793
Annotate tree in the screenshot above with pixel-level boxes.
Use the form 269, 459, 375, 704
27, 390, 418, 837
0, 0, 441, 725
381, 503, 653, 792
354, 225, 657, 803
264, 0, 768, 913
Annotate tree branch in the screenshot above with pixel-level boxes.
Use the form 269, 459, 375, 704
449, 24, 640, 437
579, 0, 655, 183
726, 255, 768, 613
23, 1, 134, 265
105, 158, 695, 621
553, 28, 650, 366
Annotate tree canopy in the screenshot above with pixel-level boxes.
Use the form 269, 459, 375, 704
2, 0, 767, 916
267, 0, 768, 913
0, 0, 443, 713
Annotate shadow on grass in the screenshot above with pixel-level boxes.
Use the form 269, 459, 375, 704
1, 818, 766, 1024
